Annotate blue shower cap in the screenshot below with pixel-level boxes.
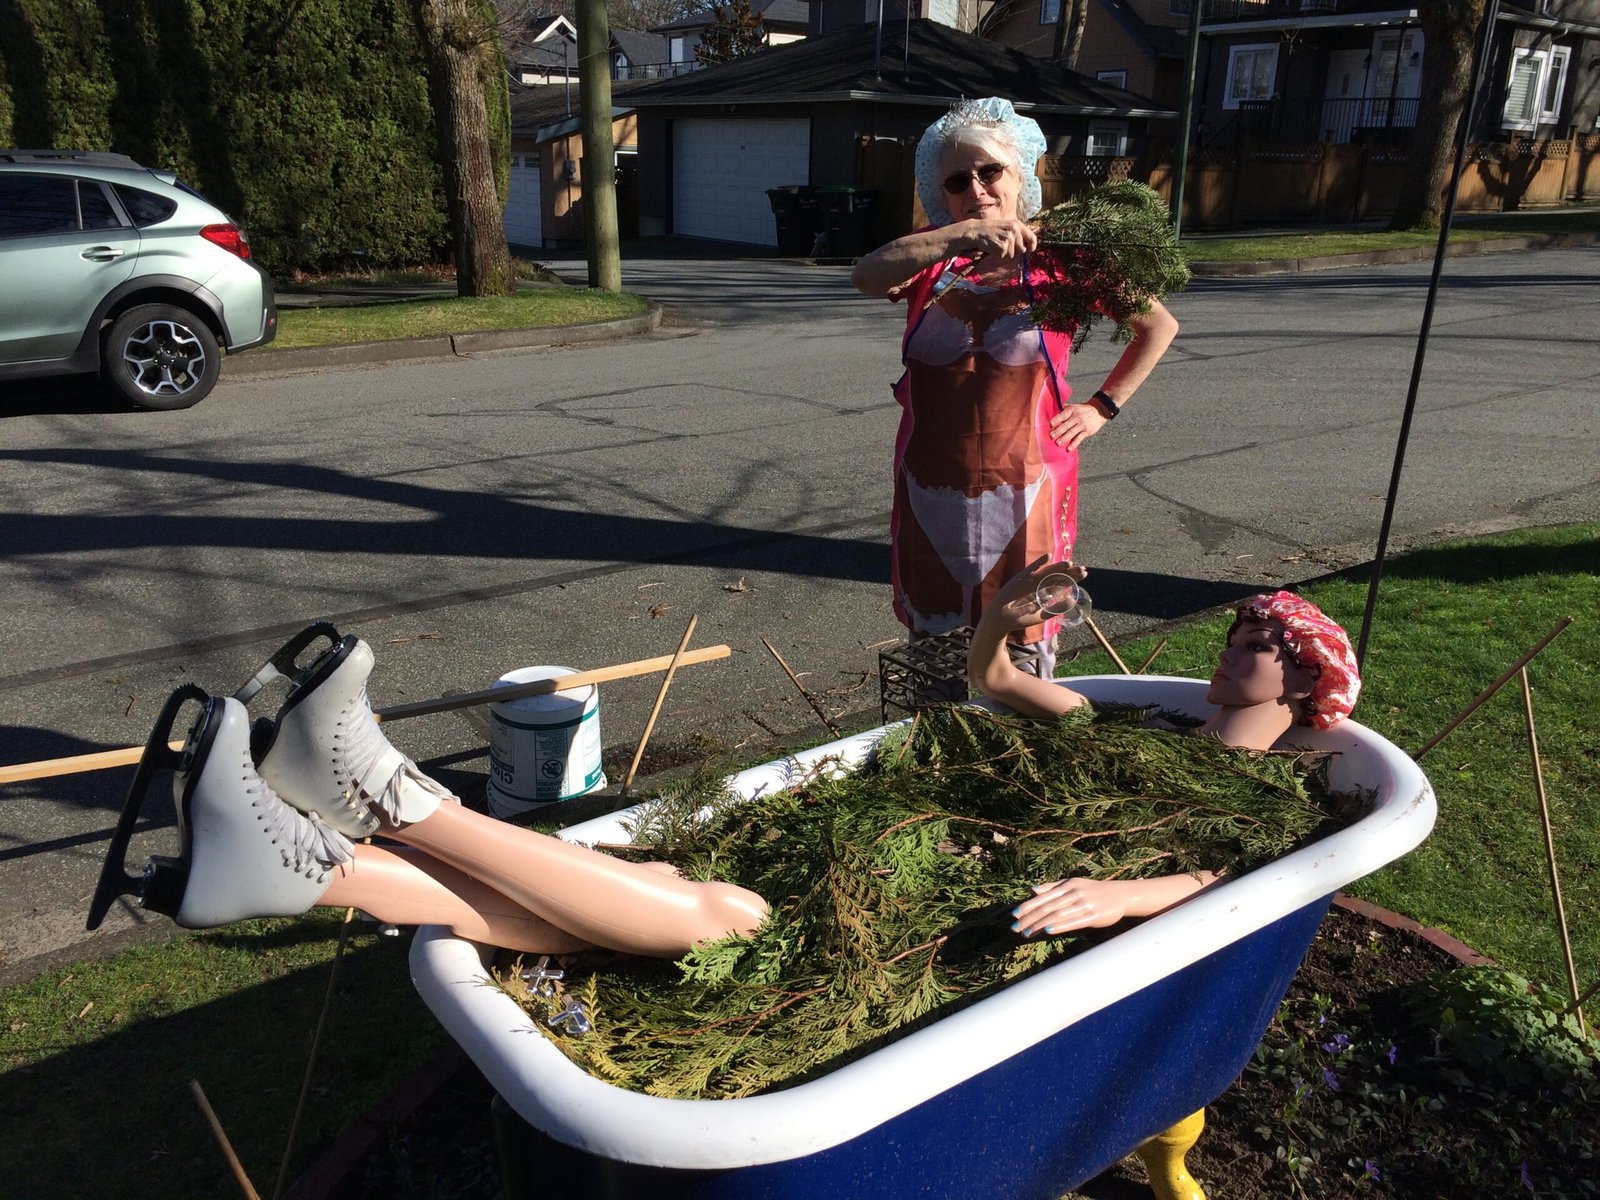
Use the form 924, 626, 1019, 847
915, 97, 1047, 227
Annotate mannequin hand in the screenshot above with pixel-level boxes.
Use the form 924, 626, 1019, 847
1011, 877, 1133, 936
1049, 400, 1109, 452
951, 216, 1037, 260
987, 555, 1089, 632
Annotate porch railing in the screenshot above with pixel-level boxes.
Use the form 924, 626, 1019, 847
1236, 97, 1420, 146
613, 60, 703, 80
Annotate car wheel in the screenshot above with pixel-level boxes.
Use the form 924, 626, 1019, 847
101, 304, 222, 410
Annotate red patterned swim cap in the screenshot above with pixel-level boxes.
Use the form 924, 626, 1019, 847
1232, 591, 1361, 729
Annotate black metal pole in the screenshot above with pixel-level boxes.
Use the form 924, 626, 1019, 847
1170, 0, 1205, 239
1355, 0, 1501, 666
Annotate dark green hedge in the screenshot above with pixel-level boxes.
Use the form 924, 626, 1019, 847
0, 0, 509, 275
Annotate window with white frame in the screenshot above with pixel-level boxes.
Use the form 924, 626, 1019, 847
1085, 121, 1128, 157
1097, 69, 1128, 88
670, 35, 685, 63
1224, 44, 1279, 109
1041, 0, 1061, 24
1502, 45, 1570, 131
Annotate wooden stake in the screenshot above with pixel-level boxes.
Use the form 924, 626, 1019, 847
1412, 617, 1572, 760
622, 615, 697, 794
1082, 614, 1131, 675
1520, 668, 1585, 1029
372, 645, 730, 721
761, 638, 840, 735
0, 646, 731, 787
1135, 638, 1168, 675
272, 903, 359, 1200
190, 1079, 262, 1200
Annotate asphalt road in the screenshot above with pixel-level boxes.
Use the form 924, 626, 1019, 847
2, 243, 1597, 983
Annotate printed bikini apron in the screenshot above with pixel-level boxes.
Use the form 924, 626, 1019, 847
889, 253, 1079, 657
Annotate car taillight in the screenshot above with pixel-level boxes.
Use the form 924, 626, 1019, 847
200, 223, 251, 260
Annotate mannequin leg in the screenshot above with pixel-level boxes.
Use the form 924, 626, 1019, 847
387, 803, 768, 957
322, 844, 595, 956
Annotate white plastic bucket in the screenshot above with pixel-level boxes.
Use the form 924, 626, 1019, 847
485, 666, 606, 817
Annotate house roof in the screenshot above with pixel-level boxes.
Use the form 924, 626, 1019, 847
510, 78, 650, 135
611, 28, 669, 64
508, 30, 576, 72
624, 18, 1176, 117
652, 0, 810, 34
1101, 0, 1188, 61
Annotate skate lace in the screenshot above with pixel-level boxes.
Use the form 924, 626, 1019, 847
246, 772, 354, 870
343, 685, 454, 824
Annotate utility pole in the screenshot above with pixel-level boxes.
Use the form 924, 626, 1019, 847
576, 0, 621, 291
1170, 0, 1205, 240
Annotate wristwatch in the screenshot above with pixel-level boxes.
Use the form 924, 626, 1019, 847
1090, 390, 1120, 419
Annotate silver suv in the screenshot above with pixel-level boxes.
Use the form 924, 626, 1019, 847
0, 150, 276, 410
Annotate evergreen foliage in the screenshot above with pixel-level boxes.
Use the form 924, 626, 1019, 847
1030, 180, 1191, 349
693, 0, 765, 66
0, 0, 511, 275
498, 704, 1353, 1099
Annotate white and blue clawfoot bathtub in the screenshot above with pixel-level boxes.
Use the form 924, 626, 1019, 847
410, 675, 1436, 1199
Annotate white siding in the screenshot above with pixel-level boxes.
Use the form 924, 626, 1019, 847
504, 154, 543, 249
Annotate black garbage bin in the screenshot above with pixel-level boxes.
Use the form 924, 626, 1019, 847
766, 185, 820, 256
815, 185, 879, 258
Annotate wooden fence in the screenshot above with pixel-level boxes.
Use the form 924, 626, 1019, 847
858, 133, 1589, 240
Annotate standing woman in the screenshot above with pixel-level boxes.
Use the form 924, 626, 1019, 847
852, 98, 1178, 672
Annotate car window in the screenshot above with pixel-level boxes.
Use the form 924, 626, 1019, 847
112, 183, 179, 227
78, 180, 123, 230
0, 174, 79, 236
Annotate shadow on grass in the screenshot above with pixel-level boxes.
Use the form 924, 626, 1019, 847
1376, 531, 1600, 584
2, 922, 443, 1200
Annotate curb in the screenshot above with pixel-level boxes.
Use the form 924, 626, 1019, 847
227, 304, 664, 378
1190, 229, 1598, 277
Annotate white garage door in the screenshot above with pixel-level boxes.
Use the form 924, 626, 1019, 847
672, 118, 810, 247
504, 153, 543, 250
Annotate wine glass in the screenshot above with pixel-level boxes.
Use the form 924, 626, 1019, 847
1035, 571, 1091, 628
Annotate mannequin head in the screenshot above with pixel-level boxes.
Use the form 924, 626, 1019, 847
1216, 595, 1356, 732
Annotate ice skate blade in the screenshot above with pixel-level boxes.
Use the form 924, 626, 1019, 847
233, 622, 344, 705
86, 685, 213, 931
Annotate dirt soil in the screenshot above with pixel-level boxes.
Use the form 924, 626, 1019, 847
315, 905, 1465, 1200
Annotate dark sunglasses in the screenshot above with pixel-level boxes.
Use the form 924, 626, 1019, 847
941, 162, 1007, 195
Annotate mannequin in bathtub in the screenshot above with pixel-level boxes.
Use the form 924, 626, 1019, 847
93, 567, 1356, 960
966, 556, 1362, 939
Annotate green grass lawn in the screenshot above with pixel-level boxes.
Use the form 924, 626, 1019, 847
3, 524, 1595, 1198
1180, 209, 1597, 263
265, 286, 649, 350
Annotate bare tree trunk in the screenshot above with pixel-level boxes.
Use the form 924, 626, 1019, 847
1388, 0, 1485, 231
1052, 0, 1088, 70
412, 0, 514, 296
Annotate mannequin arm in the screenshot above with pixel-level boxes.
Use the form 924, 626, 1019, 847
1011, 871, 1223, 936
966, 556, 1090, 719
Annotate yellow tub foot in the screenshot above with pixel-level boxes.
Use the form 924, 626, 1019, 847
1135, 1108, 1206, 1200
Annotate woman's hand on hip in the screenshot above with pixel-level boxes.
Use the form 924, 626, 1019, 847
951, 216, 1037, 260
1049, 401, 1108, 451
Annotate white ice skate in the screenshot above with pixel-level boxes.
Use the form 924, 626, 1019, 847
255, 635, 452, 837
88, 689, 353, 931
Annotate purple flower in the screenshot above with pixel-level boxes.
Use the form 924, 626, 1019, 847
1322, 1067, 1340, 1092
1321, 1033, 1350, 1055
1386, 1043, 1397, 1066
1521, 1161, 1534, 1191
1364, 1159, 1381, 1181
